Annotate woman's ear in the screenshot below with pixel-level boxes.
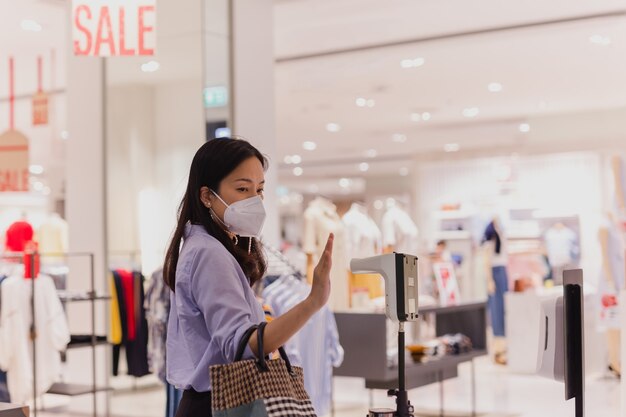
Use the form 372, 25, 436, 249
200, 186, 213, 209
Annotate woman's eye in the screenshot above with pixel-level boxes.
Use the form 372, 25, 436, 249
257, 189, 264, 194
237, 188, 248, 192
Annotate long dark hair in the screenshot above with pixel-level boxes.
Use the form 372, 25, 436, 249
163, 138, 268, 291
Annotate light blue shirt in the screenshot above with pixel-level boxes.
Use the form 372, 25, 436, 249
263, 275, 344, 416
166, 224, 265, 392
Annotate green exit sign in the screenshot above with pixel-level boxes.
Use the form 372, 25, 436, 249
203, 86, 228, 108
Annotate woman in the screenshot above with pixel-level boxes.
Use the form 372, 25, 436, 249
163, 138, 333, 417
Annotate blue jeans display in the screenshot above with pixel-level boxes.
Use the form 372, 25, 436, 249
488, 266, 509, 337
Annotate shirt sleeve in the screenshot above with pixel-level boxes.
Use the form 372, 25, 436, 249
184, 247, 259, 363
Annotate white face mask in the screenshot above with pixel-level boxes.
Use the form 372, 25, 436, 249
210, 190, 266, 238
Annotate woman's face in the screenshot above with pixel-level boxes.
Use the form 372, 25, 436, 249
203, 156, 265, 223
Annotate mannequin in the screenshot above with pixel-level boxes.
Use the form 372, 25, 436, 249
381, 199, 418, 255
303, 197, 349, 311
543, 222, 578, 285
598, 213, 624, 376
37, 212, 69, 257
342, 202, 384, 301
482, 216, 509, 364
612, 155, 626, 219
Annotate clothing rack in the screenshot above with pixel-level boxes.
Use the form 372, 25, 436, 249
259, 239, 304, 280
0, 251, 110, 417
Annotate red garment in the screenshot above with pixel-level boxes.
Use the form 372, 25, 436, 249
118, 269, 136, 341
5, 221, 34, 252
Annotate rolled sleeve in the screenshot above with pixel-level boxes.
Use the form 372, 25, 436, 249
190, 248, 259, 362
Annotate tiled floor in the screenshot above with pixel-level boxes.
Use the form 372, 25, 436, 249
36, 357, 620, 417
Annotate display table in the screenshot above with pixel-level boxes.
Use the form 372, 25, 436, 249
0, 403, 29, 417
334, 301, 487, 416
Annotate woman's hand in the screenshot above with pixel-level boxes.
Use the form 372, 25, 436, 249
308, 233, 334, 310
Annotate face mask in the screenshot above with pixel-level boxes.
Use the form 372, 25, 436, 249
210, 190, 266, 238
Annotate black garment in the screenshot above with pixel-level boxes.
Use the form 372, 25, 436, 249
482, 221, 502, 254
126, 271, 150, 377
112, 271, 128, 376
0, 275, 10, 402
175, 390, 212, 417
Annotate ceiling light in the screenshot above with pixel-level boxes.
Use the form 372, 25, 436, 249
421, 112, 431, 121
519, 123, 530, 133
462, 107, 479, 118
589, 35, 611, 46
29, 165, 44, 175
60, 130, 69, 140
366, 99, 375, 107
339, 178, 352, 188
488, 82, 503, 93
284, 155, 293, 164
356, 98, 367, 107
366, 149, 378, 158
400, 57, 425, 69
399, 167, 409, 177
291, 154, 302, 164
374, 200, 384, 210
302, 141, 317, 151
392, 134, 407, 143
33, 181, 44, 191
326, 123, 341, 133
359, 162, 370, 172
293, 167, 303, 177
141, 61, 160, 72
21, 19, 42, 32
410, 113, 421, 122
444, 143, 460, 152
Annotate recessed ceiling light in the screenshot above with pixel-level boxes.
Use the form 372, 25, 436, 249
21, 19, 42, 32
291, 154, 302, 164
141, 61, 160, 72
339, 178, 351, 188
392, 134, 407, 143
399, 167, 409, 177
326, 123, 341, 133
284, 155, 293, 164
488, 82, 503, 93
589, 34, 611, 46
356, 98, 367, 107
293, 167, 303, 177
444, 143, 460, 152
411, 112, 432, 122
60, 130, 69, 140
374, 200, 384, 210
359, 162, 370, 172
519, 123, 530, 133
366, 149, 378, 158
29, 165, 44, 175
302, 141, 317, 151
400, 57, 425, 69
421, 112, 431, 121
462, 107, 479, 118
33, 181, 44, 191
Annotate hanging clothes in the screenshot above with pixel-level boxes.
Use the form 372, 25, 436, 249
145, 269, 183, 417
111, 269, 150, 377
262, 275, 344, 416
0, 273, 70, 404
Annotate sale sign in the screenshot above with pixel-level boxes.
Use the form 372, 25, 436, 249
0, 130, 30, 192
72, 0, 156, 57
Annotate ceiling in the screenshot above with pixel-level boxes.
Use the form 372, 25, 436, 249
273, 0, 626, 183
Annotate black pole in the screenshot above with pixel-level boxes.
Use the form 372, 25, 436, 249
30, 252, 37, 417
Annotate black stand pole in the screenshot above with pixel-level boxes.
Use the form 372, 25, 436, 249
395, 322, 412, 417
30, 252, 37, 417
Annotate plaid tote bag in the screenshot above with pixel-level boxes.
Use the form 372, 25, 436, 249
210, 322, 317, 417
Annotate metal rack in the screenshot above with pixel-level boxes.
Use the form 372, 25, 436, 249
0, 251, 111, 417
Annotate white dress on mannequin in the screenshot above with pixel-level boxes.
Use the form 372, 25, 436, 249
37, 213, 69, 256
381, 203, 418, 255
342, 203, 382, 259
303, 197, 349, 311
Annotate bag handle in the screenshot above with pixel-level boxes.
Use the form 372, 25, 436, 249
234, 324, 259, 362
256, 321, 294, 375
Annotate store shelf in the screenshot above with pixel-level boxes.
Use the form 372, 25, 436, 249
47, 383, 112, 396
57, 291, 111, 303
66, 339, 110, 350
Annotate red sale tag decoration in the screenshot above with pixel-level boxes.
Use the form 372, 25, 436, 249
72, 0, 156, 57
433, 262, 461, 307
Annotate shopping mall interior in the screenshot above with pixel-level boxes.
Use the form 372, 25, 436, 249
1, 0, 625, 416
